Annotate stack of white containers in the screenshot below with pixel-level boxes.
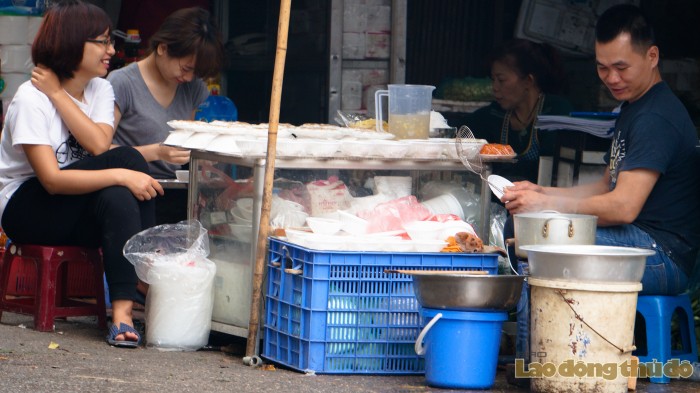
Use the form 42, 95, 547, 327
0, 15, 42, 118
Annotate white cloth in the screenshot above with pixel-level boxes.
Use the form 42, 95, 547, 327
0, 78, 114, 219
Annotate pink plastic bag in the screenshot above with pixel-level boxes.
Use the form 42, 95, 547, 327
357, 195, 432, 233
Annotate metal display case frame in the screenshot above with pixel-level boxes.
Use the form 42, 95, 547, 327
187, 150, 501, 337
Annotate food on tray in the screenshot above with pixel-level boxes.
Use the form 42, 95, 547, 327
455, 231, 484, 252
349, 118, 389, 131
480, 143, 515, 156
441, 236, 462, 253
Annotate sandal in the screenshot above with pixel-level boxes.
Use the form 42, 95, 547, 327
105, 322, 142, 348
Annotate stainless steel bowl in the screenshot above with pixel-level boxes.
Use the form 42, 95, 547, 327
520, 244, 655, 283
411, 273, 525, 311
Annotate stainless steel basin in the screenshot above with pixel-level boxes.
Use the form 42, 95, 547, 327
411, 273, 525, 311
520, 244, 655, 283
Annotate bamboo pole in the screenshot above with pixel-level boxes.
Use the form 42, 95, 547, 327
246, 0, 292, 358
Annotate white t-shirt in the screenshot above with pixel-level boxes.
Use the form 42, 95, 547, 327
0, 78, 115, 220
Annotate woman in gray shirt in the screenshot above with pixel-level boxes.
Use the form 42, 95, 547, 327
108, 7, 224, 180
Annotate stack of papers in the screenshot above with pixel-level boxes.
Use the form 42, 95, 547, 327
537, 113, 618, 138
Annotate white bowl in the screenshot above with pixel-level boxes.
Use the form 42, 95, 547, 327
411, 240, 448, 253
276, 139, 308, 157
306, 217, 342, 235
404, 139, 447, 159
302, 233, 348, 251
421, 194, 464, 219
175, 170, 189, 182
235, 138, 267, 155
230, 208, 253, 225
337, 210, 368, 235
404, 221, 446, 241
236, 198, 254, 220
284, 228, 312, 245
305, 140, 341, 158
338, 140, 374, 158
380, 237, 415, 252
448, 139, 487, 160
369, 140, 410, 159
228, 223, 252, 242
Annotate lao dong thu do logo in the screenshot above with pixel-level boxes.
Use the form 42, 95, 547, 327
515, 356, 695, 380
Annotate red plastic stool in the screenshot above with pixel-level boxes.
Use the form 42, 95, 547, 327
0, 244, 107, 332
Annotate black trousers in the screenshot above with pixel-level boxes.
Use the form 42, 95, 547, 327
1, 147, 156, 302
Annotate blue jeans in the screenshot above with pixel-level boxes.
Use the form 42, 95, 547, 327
596, 225, 688, 295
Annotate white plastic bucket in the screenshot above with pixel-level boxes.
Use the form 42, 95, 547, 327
144, 255, 216, 351
527, 278, 641, 393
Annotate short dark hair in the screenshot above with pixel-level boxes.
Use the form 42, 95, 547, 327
488, 38, 567, 94
595, 4, 655, 52
31, 0, 112, 81
148, 7, 225, 79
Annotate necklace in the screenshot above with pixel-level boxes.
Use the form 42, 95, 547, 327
511, 93, 542, 129
500, 94, 545, 156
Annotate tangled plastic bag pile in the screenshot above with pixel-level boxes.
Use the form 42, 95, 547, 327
123, 220, 216, 351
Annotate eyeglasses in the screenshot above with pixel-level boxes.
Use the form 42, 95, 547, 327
86, 37, 113, 48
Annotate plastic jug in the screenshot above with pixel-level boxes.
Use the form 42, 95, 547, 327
374, 84, 435, 139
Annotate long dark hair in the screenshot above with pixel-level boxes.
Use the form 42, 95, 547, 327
31, 0, 112, 80
148, 7, 224, 79
488, 38, 567, 95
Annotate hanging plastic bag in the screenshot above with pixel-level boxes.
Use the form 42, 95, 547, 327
357, 195, 432, 233
123, 220, 216, 351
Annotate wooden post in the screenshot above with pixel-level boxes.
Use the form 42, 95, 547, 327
245, 0, 292, 358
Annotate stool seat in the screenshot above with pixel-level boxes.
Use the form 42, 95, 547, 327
634, 294, 698, 384
0, 243, 107, 332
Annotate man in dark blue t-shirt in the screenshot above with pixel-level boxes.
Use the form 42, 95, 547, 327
500, 4, 700, 295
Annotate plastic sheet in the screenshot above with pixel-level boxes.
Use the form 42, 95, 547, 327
123, 220, 216, 351
357, 195, 432, 233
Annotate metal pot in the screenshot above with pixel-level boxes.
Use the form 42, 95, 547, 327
520, 244, 655, 283
512, 211, 597, 258
410, 272, 525, 311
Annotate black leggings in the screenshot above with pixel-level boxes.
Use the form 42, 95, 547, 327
1, 146, 155, 302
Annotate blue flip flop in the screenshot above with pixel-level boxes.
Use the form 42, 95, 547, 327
106, 322, 142, 348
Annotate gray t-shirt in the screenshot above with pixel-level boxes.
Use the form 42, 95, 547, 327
107, 63, 208, 178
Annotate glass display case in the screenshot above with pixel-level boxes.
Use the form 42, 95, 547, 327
187, 150, 500, 337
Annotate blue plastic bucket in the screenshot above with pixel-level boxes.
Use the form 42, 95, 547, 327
416, 308, 507, 389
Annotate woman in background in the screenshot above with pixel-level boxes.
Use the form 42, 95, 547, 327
107, 7, 224, 223
0, 0, 162, 347
467, 39, 572, 184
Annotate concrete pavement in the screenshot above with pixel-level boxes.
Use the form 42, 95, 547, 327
1, 312, 699, 393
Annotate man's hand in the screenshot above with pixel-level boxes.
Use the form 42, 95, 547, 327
502, 188, 552, 214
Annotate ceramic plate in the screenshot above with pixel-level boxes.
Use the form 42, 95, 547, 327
487, 174, 514, 200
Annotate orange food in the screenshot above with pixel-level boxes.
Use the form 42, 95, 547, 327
441, 236, 463, 253
480, 143, 515, 156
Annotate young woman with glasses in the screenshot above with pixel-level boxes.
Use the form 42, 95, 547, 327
0, 0, 162, 348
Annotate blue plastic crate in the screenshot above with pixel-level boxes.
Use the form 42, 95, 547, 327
262, 238, 499, 374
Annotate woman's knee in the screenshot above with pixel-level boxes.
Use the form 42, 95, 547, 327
94, 186, 140, 215
109, 146, 150, 173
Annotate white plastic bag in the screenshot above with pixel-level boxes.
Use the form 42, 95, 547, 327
123, 220, 216, 351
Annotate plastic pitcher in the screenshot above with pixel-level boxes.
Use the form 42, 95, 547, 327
375, 84, 435, 139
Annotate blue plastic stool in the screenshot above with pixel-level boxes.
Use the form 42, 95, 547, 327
635, 294, 698, 383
